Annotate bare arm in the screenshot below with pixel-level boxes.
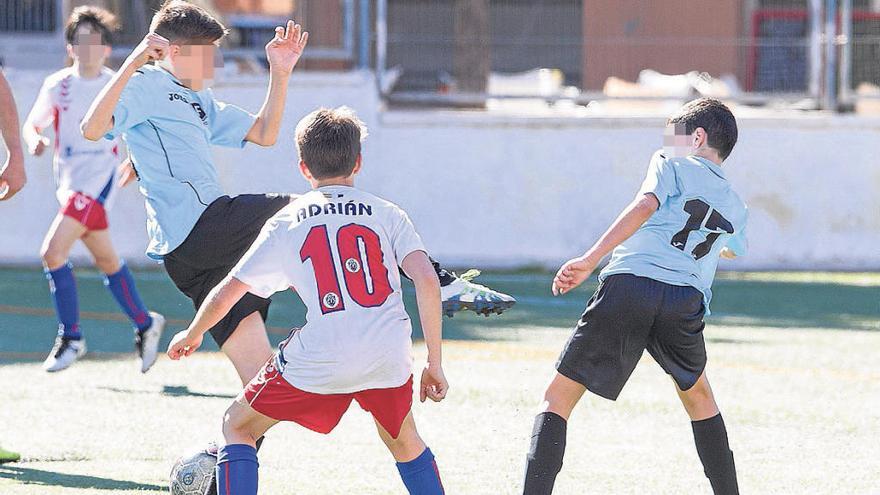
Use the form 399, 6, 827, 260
81, 33, 169, 141
244, 21, 308, 146
552, 193, 659, 295
22, 120, 49, 156
401, 250, 448, 403
0, 71, 25, 200
166, 276, 251, 359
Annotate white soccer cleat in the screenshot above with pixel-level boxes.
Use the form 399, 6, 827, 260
42, 336, 87, 372
440, 269, 516, 317
136, 311, 166, 373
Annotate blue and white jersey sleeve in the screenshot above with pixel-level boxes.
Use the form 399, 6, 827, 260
638, 151, 679, 205
106, 70, 154, 140
231, 219, 293, 299
390, 209, 427, 269
204, 89, 256, 148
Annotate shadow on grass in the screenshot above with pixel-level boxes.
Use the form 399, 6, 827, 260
161, 385, 236, 399
0, 465, 164, 491
94, 385, 235, 399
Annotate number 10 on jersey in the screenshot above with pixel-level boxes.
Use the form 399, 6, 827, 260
300, 224, 394, 314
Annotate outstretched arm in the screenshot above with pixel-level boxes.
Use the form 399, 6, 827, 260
81, 33, 169, 141
552, 193, 659, 295
402, 250, 448, 403
166, 276, 251, 359
245, 20, 308, 146
0, 71, 25, 200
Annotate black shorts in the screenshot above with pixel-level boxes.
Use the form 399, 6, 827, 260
163, 194, 292, 348
556, 274, 707, 401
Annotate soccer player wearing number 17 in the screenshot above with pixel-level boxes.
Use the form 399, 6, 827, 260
168, 107, 446, 494
523, 98, 747, 495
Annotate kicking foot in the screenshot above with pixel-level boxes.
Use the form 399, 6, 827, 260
42, 336, 86, 372
135, 312, 166, 373
440, 269, 516, 317
0, 446, 20, 464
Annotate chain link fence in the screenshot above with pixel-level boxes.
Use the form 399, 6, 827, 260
0, 0, 365, 69
375, 0, 878, 110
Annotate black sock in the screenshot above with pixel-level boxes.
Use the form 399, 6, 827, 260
399, 258, 456, 286
431, 259, 457, 286
692, 414, 739, 495
523, 412, 567, 495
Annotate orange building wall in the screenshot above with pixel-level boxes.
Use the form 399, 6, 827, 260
582, 0, 744, 90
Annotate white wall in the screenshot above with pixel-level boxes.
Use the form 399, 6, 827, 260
2, 70, 879, 270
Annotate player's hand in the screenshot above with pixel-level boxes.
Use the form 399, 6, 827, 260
28, 135, 50, 156
127, 33, 170, 68
166, 330, 203, 360
719, 247, 737, 260
420, 363, 448, 403
265, 20, 309, 75
0, 153, 26, 201
118, 159, 137, 187
552, 255, 597, 296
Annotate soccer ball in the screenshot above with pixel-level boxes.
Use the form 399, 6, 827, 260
170, 447, 217, 495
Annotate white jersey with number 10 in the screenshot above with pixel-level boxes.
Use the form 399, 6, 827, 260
231, 186, 427, 395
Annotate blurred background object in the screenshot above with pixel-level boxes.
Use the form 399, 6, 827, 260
5, 0, 880, 110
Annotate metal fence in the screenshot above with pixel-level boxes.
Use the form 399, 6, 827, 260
0, 0, 57, 33
374, 0, 877, 110
4, 0, 880, 110
0, 0, 366, 68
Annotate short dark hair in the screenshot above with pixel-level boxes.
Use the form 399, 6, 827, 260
150, 0, 227, 45
65, 6, 118, 46
667, 98, 738, 160
295, 107, 368, 180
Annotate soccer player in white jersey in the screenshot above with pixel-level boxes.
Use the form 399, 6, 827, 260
22, 7, 165, 373
522, 99, 747, 494
167, 107, 447, 494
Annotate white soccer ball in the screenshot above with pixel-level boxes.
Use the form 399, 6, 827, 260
170, 448, 217, 495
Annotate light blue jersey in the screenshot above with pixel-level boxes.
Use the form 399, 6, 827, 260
600, 150, 748, 310
105, 65, 256, 259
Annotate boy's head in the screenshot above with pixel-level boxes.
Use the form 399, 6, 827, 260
150, 0, 227, 89
295, 107, 368, 185
664, 98, 737, 163
65, 6, 117, 71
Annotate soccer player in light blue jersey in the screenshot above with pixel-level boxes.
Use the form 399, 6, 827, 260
523, 98, 747, 495
82, 1, 512, 388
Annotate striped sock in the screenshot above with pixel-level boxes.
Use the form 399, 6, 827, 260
46, 263, 81, 340
104, 263, 152, 332
216, 444, 258, 495
396, 447, 444, 494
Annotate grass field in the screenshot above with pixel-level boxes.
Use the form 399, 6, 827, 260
1, 268, 878, 494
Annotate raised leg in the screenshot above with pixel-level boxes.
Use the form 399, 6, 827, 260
220, 312, 275, 386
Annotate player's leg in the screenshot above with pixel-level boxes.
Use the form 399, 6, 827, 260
522, 373, 585, 495
216, 398, 278, 495
400, 257, 515, 317
375, 413, 444, 494
524, 274, 656, 494
40, 213, 88, 372
219, 312, 274, 387
81, 229, 166, 372
647, 282, 738, 495
676, 372, 739, 495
